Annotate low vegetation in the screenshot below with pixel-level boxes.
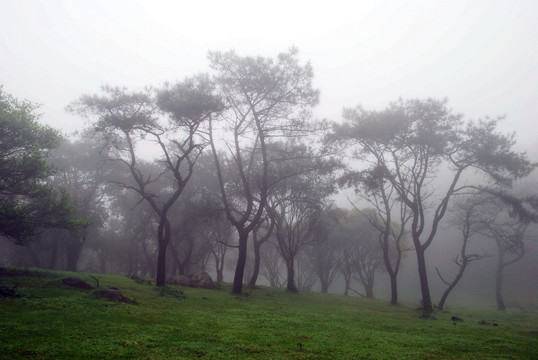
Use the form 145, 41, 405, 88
1, 267, 537, 359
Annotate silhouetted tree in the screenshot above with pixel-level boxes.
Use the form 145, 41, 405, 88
69, 77, 223, 285
329, 98, 534, 312
208, 48, 319, 294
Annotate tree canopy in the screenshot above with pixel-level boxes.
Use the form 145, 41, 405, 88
0, 88, 77, 243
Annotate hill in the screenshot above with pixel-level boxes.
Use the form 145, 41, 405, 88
0, 267, 537, 359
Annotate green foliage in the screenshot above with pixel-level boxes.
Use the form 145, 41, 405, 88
0, 268, 537, 359
0, 88, 80, 243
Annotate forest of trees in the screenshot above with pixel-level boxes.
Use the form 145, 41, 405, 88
1, 49, 537, 312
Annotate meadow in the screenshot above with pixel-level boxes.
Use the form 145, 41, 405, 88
1, 267, 536, 359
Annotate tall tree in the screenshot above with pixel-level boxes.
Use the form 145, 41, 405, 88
0, 87, 77, 243
69, 78, 222, 285
208, 48, 319, 294
329, 98, 533, 312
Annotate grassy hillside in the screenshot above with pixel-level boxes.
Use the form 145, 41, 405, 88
0, 268, 536, 359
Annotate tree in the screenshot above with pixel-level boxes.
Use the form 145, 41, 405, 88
435, 196, 492, 310
329, 98, 534, 312
261, 242, 285, 288
69, 78, 223, 286
305, 207, 343, 293
48, 136, 109, 271
340, 210, 385, 298
248, 215, 274, 288
341, 168, 410, 304
0, 87, 77, 243
267, 167, 334, 292
208, 48, 319, 294
475, 196, 530, 311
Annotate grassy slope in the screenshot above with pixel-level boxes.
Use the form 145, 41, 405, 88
0, 268, 536, 359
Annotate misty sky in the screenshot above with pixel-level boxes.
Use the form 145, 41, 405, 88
1, 0, 537, 157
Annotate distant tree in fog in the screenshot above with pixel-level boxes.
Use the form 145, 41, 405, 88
68, 77, 223, 286
329, 98, 534, 312
261, 242, 285, 288
435, 196, 492, 310
341, 167, 410, 304
207, 48, 320, 294
305, 207, 343, 293
476, 196, 530, 311
48, 136, 109, 271
339, 210, 385, 298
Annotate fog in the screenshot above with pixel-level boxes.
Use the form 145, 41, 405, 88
1, 1, 537, 310
2, 1, 537, 152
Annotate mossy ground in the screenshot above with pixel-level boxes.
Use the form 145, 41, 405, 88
0, 267, 536, 359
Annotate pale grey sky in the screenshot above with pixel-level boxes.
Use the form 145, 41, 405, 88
1, 0, 537, 156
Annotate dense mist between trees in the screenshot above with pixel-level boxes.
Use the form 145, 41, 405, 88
1, 47, 537, 312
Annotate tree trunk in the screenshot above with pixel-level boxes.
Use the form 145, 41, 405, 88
389, 273, 398, 305
248, 240, 262, 288
365, 284, 374, 299
437, 261, 467, 310
155, 218, 171, 287
495, 247, 506, 311
415, 246, 433, 312
320, 279, 329, 293
382, 241, 399, 305
343, 275, 351, 296
232, 230, 249, 294
65, 238, 82, 272
286, 259, 298, 293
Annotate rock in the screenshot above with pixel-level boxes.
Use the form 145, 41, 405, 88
62, 277, 94, 290
167, 274, 192, 287
93, 289, 132, 303
187, 271, 216, 289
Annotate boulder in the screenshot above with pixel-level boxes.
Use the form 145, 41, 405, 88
187, 271, 216, 289
93, 289, 131, 303
62, 277, 94, 290
166, 274, 191, 287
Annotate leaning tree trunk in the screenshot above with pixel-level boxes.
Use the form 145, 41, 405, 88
415, 246, 433, 312
248, 239, 262, 288
232, 230, 249, 294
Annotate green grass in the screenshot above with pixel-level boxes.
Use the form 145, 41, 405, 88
1, 267, 537, 359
